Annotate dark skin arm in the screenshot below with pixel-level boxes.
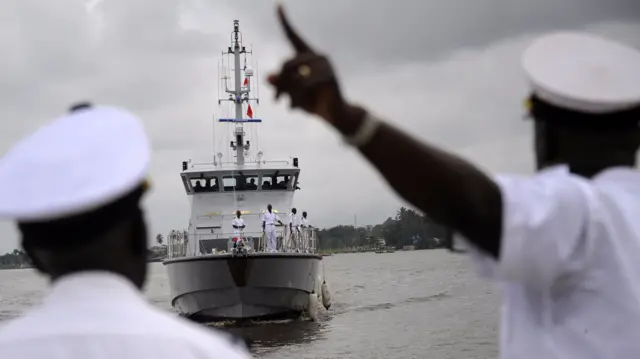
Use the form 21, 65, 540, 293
268, 6, 502, 258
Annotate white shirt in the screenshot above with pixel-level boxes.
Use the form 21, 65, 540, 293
0, 272, 250, 359
289, 212, 299, 227
232, 217, 245, 230
262, 211, 279, 227
301, 216, 310, 228
458, 165, 640, 359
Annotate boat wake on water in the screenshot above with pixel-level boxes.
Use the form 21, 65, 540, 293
331, 291, 451, 316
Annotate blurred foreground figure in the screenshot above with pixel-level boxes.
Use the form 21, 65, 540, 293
268, 6, 640, 358
0, 104, 250, 359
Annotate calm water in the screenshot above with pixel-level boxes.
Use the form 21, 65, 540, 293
0, 250, 499, 358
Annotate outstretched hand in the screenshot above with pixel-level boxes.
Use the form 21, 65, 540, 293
267, 5, 345, 123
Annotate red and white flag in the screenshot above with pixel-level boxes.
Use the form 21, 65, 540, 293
247, 104, 253, 119
243, 77, 248, 86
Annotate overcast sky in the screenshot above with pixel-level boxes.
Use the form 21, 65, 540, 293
0, 0, 639, 252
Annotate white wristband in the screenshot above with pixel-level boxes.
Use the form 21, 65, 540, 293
343, 112, 382, 148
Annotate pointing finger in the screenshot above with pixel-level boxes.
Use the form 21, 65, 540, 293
277, 4, 313, 53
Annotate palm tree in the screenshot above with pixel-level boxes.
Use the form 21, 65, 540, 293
156, 234, 163, 246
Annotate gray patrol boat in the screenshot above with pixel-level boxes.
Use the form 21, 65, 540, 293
163, 20, 331, 322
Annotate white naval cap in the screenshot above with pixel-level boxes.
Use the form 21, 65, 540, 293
0, 103, 151, 222
522, 32, 640, 114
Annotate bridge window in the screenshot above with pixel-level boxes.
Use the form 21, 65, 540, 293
222, 176, 237, 191
190, 176, 220, 193
238, 175, 259, 191
261, 173, 294, 190
221, 174, 259, 191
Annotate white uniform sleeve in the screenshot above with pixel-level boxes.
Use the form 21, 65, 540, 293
462, 173, 594, 289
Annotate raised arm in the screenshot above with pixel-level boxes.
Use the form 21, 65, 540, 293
268, 6, 502, 258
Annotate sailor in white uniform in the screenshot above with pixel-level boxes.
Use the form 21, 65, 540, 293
0, 103, 250, 359
300, 211, 314, 252
231, 210, 246, 254
261, 204, 283, 252
288, 207, 300, 252
268, 8, 640, 358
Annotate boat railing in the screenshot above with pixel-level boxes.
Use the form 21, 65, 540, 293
188, 159, 293, 168
165, 228, 317, 258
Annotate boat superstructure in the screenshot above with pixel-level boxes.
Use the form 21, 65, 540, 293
163, 20, 330, 322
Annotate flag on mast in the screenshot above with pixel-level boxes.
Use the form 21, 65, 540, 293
247, 104, 253, 119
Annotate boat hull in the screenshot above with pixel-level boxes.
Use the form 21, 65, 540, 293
163, 253, 323, 321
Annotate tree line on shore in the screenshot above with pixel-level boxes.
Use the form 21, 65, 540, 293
0, 249, 30, 269
315, 207, 450, 251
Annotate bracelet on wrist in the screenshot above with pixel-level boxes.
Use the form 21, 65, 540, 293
343, 111, 382, 148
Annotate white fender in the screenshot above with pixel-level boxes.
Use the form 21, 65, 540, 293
308, 292, 318, 321
321, 281, 331, 310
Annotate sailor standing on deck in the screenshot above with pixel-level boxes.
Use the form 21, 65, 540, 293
0, 103, 250, 359
300, 211, 314, 253
288, 207, 300, 252
268, 6, 640, 358
262, 204, 283, 252
231, 210, 246, 253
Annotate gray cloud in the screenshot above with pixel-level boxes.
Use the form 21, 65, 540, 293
195, 0, 640, 71
0, 0, 639, 252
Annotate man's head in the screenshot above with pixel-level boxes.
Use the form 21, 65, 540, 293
0, 103, 152, 288
302, 211, 307, 218
21, 185, 149, 288
522, 32, 640, 178
267, 204, 272, 212
529, 97, 640, 177
236, 210, 241, 218
291, 208, 297, 214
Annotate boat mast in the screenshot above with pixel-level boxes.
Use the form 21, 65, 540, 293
220, 20, 255, 166
218, 20, 260, 166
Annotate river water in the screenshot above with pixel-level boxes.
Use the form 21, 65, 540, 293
0, 250, 499, 358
